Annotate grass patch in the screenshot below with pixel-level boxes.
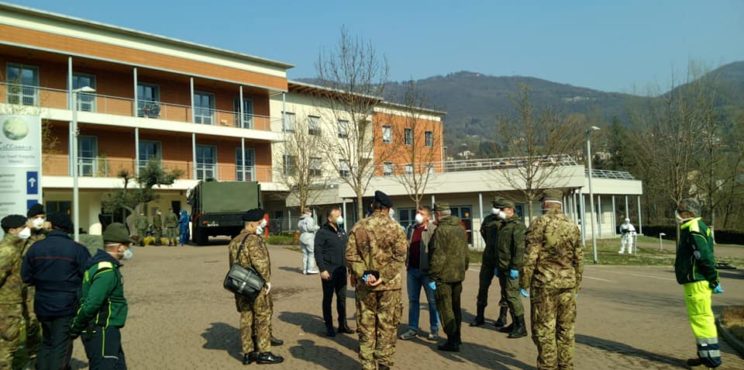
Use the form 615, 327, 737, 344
267, 234, 297, 246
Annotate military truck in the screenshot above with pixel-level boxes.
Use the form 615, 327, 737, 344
187, 180, 262, 245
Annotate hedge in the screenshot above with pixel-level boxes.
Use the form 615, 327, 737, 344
642, 225, 744, 245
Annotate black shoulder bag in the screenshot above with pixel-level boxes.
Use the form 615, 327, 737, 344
224, 234, 266, 298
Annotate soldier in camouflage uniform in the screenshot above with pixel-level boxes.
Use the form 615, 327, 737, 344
152, 210, 163, 243
0, 215, 31, 370
228, 208, 283, 365
345, 191, 407, 370
21, 204, 47, 367
471, 197, 505, 327
429, 203, 469, 352
164, 209, 179, 246
495, 199, 528, 338
520, 190, 583, 370
134, 213, 148, 246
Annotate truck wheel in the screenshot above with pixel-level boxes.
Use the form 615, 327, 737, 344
194, 227, 208, 245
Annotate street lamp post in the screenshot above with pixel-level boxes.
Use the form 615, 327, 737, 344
586, 126, 600, 263
71, 86, 96, 242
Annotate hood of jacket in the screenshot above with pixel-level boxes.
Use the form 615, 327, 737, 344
85, 249, 121, 270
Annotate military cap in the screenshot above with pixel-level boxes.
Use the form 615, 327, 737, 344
541, 189, 563, 203
433, 202, 450, 212
374, 190, 393, 208
48, 213, 73, 233
491, 196, 504, 207
677, 198, 700, 216
242, 208, 265, 222
103, 223, 134, 244
500, 199, 516, 209
2, 214, 27, 229
27, 203, 45, 218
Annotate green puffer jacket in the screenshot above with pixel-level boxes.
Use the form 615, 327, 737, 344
429, 215, 469, 283
70, 250, 128, 335
674, 218, 719, 287
497, 216, 526, 271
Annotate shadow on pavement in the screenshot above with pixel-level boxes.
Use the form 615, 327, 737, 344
279, 311, 359, 352
289, 339, 359, 370
576, 334, 683, 367
427, 336, 537, 370
200, 322, 243, 362
719, 270, 744, 280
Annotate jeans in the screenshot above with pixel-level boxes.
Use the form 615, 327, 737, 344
38, 315, 73, 370
406, 268, 439, 333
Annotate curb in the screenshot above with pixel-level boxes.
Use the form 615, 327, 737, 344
716, 315, 744, 359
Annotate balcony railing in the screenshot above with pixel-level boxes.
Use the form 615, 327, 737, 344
586, 169, 635, 180
372, 155, 579, 176
0, 82, 277, 130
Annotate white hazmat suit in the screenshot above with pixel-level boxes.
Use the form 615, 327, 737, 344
619, 218, 637, 254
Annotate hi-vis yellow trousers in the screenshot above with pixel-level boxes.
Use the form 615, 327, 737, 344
683, 281, 722, 368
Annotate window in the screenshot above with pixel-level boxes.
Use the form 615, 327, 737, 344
451, 205, 473, 243
404, 128, 413, 145
308, 116, 321, 136
283, 155, 296, 175
137, 83, 160, 118
138, 140, 162, 170
196, 145, 217, 180
78, 136, 98, 177
425, 131, 433, 147
6, 64, 39, 106
405, 164, 413, 175
339, 159, 350, 177
46, 201, 71, 216
234, 97, 254, 128
283, 112, 296, 132
338, 120, 349, 138
194, 92, 215, 124
398, 208, 416, 233
382, 125, 392, 144
235, 147, 255, 181
72, 73, 96, 112
309, 157, 322, 177
383, 162, 393, 176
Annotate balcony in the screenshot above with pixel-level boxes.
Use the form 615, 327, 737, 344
0, 82, 276, 130
43, 154, 273, 183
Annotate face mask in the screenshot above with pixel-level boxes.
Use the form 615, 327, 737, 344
674, 210, 685, 224
260, 219, 267, 228
122, 247, 134, 260
415, 213, 425, 225
389, 209, 395, 218
497, 211, 507, 220
491, 208, 499, 215
335, 216, 344, 225
256, 226, 264, 235
32, 217, 45, 230
18, 227, 31, 240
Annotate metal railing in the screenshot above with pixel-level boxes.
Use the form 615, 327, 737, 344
587, 169, 635, 180
374, 154, 578, 175
0, 82, 277, 130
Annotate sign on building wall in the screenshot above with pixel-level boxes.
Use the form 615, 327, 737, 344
0, 115, 42, 216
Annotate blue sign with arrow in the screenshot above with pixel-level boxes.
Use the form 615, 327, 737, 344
27, 171, 39, 195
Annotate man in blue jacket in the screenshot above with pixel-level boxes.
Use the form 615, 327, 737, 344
21, 213, 90, 370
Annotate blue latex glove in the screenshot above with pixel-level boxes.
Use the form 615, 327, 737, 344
713, 284, 724, 294
493, 267, 499, 277
427, 281, 437, 291
509, 269, 519, 280
519, 289, 529, 298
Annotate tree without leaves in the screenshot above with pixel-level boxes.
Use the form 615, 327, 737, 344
277, 113, 328, 212
314, 27, 389, 221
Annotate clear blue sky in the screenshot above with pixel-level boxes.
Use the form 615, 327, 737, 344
9, 0, 744, 93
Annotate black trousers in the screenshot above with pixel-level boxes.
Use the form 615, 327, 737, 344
38, 316, 73, 370
321, 267, 347, 328
81, 326, 127, 370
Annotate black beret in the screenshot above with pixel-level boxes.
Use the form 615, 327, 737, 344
48, 213, 74, 233
242, 208, 264, 222
374, 190, 393, 208
2, 214, 27, 229
27, 203, 45, 218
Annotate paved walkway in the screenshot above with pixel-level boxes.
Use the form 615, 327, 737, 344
68, 244, 744, 369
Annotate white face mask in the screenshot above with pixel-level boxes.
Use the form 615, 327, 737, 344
260, 219, 267, 228
415, 213, 425, 225
31, 217, 45, 230
389, 209, 395, 218
256, 226, 264, 235
18, 227, 32, 240
491, 208, 499, 215
674, 210, 685, 224
335, 216, 344, 225
122, 247, 134, 260
497, 211, 507, 220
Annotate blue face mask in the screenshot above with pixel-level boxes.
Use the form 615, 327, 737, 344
122, 247, 134, 260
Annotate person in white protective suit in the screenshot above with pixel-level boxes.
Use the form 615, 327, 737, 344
618, 218, 637, 254
298, 208, 320, 274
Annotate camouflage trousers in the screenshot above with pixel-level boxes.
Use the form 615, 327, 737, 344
0, 303, 23, 370
239, 291, 271, 354
530, 288, 577, 370
356, 289, 403, 370
19, 287, 40, 366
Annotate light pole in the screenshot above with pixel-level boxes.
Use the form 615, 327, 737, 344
586, 126, 600, 263
71, 86, 96, 242
658, 232, 666, 251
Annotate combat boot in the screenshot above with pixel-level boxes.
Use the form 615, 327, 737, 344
493, 306, 508, 328
337, 320, 354, 334
470, 305, 486, 326
508, 315, 527, 338
256, 352, 284, 364
499, 311, 516, 333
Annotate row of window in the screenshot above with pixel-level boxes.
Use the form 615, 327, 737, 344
381, 126, 434, 147
76, 136, 256, 181
5, 63, 255, 127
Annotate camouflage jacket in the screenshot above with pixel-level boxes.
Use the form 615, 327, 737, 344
134, 216, 148, 230
0, 233, 24, 304
496, 216, 526, 271
164, 213, 179, 228
429, 215, 470, 283
479, 213, 502, 266
228, 229, 271, 310
345, 211, 408, 291
521, 209, 582, 290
